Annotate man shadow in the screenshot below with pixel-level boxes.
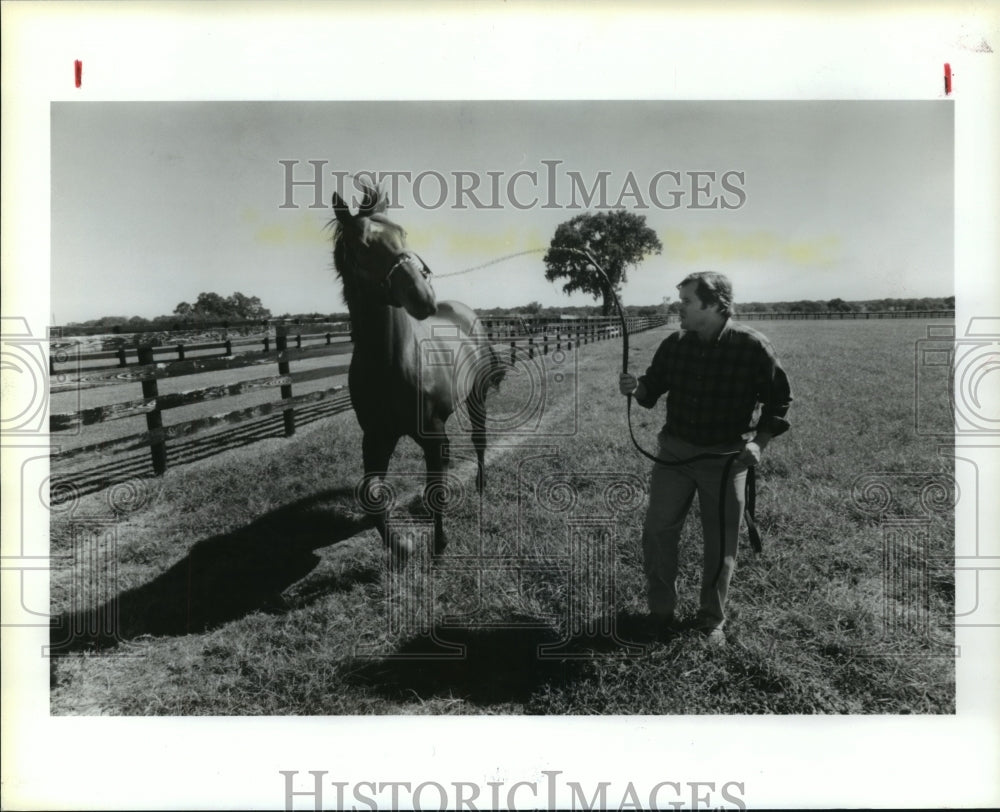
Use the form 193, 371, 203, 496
49, 487, 375, 655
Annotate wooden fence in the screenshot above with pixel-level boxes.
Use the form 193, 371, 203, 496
49, 316, 667, 476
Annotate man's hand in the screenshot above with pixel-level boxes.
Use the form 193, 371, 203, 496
619, 372, 638, 396
737, 440, 763, 467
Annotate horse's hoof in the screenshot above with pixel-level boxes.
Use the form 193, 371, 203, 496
433, 533, 448, 557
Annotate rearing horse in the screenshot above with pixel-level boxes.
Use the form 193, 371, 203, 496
331, 182, 503, 561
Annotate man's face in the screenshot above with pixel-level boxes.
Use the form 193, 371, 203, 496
677, 281, 716, 331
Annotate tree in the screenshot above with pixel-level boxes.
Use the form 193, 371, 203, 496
827, 298, 855, 312
544, 210, 662, 316
228, 292, 271, 320
179, 291, 273, 321
192, 292, 231, 318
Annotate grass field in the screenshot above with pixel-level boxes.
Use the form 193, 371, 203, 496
49, 318, 955, 715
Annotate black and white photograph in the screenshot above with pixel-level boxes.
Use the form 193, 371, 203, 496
3, 3, 998, 810
45, 99, 957, 717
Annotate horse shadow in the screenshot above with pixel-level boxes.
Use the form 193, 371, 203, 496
49, 487, 376, 655
345, 611, 659, 707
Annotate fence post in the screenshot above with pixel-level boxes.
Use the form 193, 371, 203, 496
276, 325, 296, 437
176, 343, 185, 361
137, 345, 167, 475
510, 341, 516, 365
118, 348, 127, 367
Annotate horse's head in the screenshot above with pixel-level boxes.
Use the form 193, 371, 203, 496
331, 183, 437, 320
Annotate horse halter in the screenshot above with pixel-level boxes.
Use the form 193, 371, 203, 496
383, 251, 431, 288
380, 251, 433, 304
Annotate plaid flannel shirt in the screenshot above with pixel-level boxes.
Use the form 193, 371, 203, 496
636, 319, 792, 446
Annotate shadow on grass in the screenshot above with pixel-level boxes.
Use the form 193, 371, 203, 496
49, 486, 375, 655
345, 611, 662, 707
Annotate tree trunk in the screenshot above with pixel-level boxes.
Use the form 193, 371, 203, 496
601, 288, 614, 317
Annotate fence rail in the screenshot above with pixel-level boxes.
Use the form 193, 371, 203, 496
49, 316, 668, 475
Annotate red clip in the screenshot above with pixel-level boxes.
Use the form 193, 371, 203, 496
944, 63, 951, 95
75, 60, 82, 89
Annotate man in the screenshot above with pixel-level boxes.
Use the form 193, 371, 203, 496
618, 271, 792, 646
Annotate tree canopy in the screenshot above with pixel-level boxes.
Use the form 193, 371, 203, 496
544, 210, 662, 316
173, 292, 272, 321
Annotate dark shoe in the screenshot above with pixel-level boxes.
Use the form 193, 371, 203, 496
651, 613, 678, 641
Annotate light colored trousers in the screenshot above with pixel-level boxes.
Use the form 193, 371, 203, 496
642, 432, 748, 630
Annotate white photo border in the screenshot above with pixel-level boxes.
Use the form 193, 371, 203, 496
2, 2, 998, 809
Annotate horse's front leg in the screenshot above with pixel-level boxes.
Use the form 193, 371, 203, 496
361, 431, 403, 561
419, 431, 450, 557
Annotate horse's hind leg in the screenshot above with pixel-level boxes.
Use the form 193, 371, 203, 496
467, 384, 488, 494
470, 346, 503, 493
361, 432, 402, 560
418, 430, 450, 557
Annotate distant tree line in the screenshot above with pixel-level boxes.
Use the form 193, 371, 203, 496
474, 296, 953, 320
65, 293, 953, 331
737, 296, 954, 314
64, 292, 355, 332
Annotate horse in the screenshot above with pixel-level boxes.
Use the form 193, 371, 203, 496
330, 181, 504, 562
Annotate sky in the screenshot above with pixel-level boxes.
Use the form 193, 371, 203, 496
50, 100, 953, 324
